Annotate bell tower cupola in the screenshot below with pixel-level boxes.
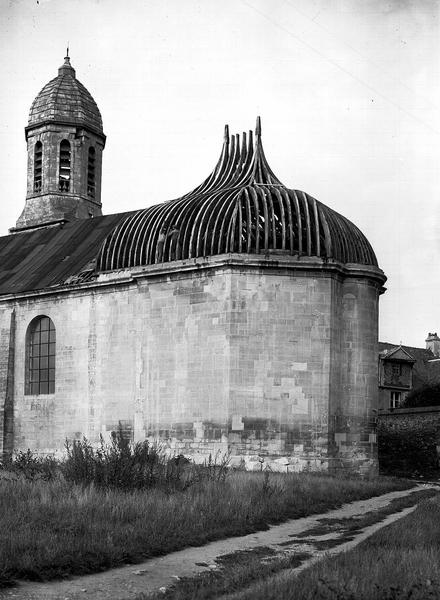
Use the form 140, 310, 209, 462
14, 53, 106, 231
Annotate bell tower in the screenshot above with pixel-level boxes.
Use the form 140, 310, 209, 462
13, 53, 106, 231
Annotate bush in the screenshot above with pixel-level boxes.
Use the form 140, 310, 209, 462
0, 450, 58, 481
378, 421, 440, 478
62, 429, 229, 491
0, 429, 230, 492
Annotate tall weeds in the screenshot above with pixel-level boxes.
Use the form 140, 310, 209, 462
0, 450, 58, 481
1, 429, 230, 492
63, 431, 229, 491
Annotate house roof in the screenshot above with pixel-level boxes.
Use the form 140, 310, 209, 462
0, 213, 132, 296
379, 342, 434, 363
379, 345, 416, 363
379, 342, 440, 388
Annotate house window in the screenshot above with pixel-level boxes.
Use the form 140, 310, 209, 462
59, 139, 71, 191
392, 363, 401, 376
87, 147, 95, 197
390, 391, 401, 409
34, 141, 43, 192
25, 316, 56, 395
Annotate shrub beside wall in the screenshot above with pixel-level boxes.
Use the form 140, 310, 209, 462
378, 407, 440, 478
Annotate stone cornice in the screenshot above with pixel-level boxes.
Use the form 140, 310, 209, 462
128, 254, 387, 288
22, 192, 103, 207
25, 120, 106, 145
0, 253, 387, 304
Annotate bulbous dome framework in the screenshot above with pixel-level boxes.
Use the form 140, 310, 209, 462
96, 118, 378, 271
27, 55, 103, 135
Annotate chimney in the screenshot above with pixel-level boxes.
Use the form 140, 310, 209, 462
426, 332, 440, 357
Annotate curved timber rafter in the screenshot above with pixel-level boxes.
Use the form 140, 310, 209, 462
96, 117, 378, 272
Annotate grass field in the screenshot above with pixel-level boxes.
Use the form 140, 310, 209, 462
201, 490, 440, 600
0, 470, 413, 588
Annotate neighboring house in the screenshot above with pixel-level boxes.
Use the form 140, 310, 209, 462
378, 333, 440, 410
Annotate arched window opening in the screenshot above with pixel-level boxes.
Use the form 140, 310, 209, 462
59, 139, 71, 192
25, 316, 56, 395
87, 147, 96, 197
34, 142, 43, 192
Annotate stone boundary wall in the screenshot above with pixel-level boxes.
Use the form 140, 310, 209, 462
378, 406, 440, 477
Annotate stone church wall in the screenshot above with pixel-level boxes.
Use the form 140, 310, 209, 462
1, 261, 380, 472
226, 269, 332, 467
331, 278, 379, 471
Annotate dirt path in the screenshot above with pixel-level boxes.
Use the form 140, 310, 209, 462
1, 485, 437, 600
215, 503, 421, 600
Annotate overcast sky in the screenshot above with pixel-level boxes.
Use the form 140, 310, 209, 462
0, 0, 439, 347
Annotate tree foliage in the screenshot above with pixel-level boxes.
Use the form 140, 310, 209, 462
403, 383, 440, 408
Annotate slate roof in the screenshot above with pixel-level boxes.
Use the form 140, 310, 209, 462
0, 213, 132, 296
379, 342, 440, 388
27, 56, 103, 135
378, 345, 416, 363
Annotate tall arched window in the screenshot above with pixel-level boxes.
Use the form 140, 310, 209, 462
87, 147, 96, 197
25, 316, 56, 395
59, 139, 71, 192
34, 141, 43, 192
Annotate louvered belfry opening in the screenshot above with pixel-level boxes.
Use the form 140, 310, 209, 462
96, 117, 378, 272
87, 147, 96, 198
33, 141, 43, 192
59, 139, 71, 192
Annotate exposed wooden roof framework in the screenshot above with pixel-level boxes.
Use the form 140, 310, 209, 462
97, 117, 378, 271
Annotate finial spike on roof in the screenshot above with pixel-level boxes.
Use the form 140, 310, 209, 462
256, 116, 261, 138
66, 43, 69, 58
224, 124, 229, 143
248, 129, 253, 151
59, 48, 74, 76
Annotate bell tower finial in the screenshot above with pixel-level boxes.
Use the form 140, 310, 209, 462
66, 44, 69, 58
